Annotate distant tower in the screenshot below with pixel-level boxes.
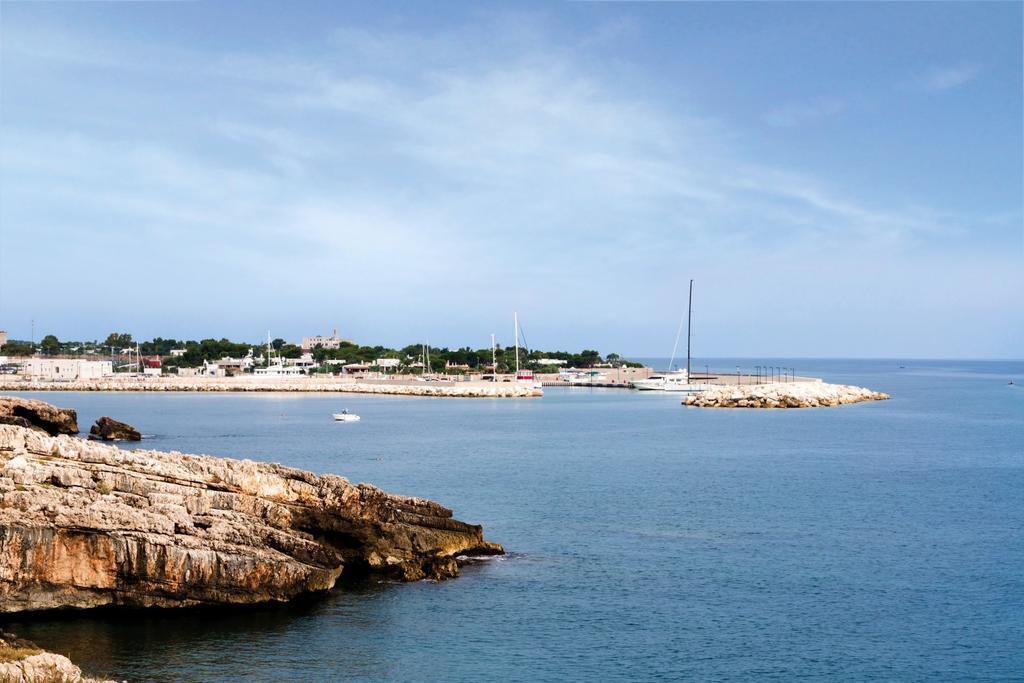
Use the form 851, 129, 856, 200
0, 330, 7, 348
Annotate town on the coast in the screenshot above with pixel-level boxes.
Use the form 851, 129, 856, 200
0, 326, 646, 386
0, 326, 888, 407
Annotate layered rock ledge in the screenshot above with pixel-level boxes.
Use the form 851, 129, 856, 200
683, 381, 889, 408
0, 397, 78, 436
0, 377, 542, 398
0, 421, 502, 613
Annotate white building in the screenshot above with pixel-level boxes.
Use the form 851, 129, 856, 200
535, 358, 568, 366
169, 349, 187, 357
301, 329, 352, 350
201, 355, 254, 377
285, 353, 318, 371
23, 359, 113, 381
374, 358, 400, 369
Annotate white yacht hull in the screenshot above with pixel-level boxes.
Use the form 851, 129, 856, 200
632, 371, 693, 392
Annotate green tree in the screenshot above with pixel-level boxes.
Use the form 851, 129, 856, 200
103, 332, 133, 349
278, 344, 302, 359
1, 341, 35, 356
40, 335, 61, 356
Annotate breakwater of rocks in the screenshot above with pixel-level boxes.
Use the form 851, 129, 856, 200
683, 381, 889, 408
0, 377, 542, 398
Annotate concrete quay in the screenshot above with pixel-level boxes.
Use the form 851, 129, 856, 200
0, 376, 543, 398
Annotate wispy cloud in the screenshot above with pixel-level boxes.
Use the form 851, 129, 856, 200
920, 63, 983, 91
762, 96, 847, 127
0, 11, 1016, 354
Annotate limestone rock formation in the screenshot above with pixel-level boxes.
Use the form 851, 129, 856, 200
88, 416, 141, 441
0, 632, 113, 683
0, 420, 502, 613
683, 381, 889, 408
0, 397, 78, 435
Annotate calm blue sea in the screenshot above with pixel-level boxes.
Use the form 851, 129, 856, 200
4, 359, 1023, 682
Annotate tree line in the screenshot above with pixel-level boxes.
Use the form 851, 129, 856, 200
1, 332, 643, 373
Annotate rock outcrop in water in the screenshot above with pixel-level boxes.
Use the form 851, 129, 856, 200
88, 416, 141, 442
683, 381, 889, 408
0, 397, 78, 436
0, 412, 502, 613
0, 632, 113, 683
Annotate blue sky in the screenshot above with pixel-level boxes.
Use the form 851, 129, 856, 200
1, 1, 1020, 358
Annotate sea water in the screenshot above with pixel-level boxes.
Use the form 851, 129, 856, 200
4, 359, 1023, 681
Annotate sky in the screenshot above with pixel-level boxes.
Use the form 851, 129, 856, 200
0, 1, 1021, 358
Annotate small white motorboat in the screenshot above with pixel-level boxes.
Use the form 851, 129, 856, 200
333, 411, 361, 422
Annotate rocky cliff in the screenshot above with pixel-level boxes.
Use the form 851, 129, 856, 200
0, 413, 502, 613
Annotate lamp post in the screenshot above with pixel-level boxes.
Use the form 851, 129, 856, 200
704, 364, 709, 383
736, 365, 741, 385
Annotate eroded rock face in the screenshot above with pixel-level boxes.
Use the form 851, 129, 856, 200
0, 422, 502, 613
683, 381, 889, 408
88, 416, 141, 441
0, 397, 78, 435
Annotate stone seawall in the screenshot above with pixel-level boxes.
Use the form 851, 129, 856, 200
683, 381, 889, 408
0, 377, 542, 398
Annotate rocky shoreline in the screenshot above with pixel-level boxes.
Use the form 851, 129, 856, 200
0, 377, 542, 398
0, 632, 113, 683
683, 381, 889, 408
0, 398, 503, 615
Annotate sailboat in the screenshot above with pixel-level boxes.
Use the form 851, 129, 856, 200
513, 313, 543, 389
632, 280, 709, 393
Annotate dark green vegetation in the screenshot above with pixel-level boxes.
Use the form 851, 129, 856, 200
1, 332, 643, 373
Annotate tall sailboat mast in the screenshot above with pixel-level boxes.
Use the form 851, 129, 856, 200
686, 279, 693, 380
491, 333, 497, 382
514, 312, 520, 376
